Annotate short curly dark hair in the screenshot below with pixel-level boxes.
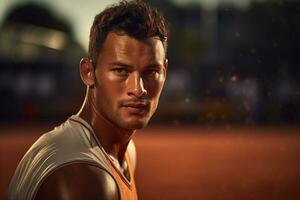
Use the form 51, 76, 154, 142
88, 0, 169, 64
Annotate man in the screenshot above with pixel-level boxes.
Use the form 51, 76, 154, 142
7, 1, 169, 199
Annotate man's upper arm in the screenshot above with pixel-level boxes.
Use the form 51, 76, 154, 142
35, 163, 119, 200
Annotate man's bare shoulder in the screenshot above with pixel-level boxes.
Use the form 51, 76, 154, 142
35, 163, 119, 200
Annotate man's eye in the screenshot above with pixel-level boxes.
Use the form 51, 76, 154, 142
145, 69, 160, 76
113, 68, 129, 75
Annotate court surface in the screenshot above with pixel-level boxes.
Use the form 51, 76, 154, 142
1, 125, 299, 200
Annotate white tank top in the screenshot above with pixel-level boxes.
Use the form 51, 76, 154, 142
7, 115, 136, 200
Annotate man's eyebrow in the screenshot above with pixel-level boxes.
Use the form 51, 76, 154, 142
145, 63, 163, 69
108, 61, 132, 68
108, 61, 163, 69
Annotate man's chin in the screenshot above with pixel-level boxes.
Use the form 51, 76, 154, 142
121, 118, 149, 130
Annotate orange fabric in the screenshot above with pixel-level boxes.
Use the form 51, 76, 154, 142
106, 152, 138, 200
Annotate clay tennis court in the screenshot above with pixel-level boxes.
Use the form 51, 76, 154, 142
1, 125, 300, 199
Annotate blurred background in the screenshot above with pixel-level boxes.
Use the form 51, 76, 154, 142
0, 0, 299, 199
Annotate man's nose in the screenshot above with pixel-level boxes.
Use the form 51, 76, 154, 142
127, 72, 147, 98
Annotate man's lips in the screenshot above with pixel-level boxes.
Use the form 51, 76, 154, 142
123, 102, 148, 108
122, 102, 150, 114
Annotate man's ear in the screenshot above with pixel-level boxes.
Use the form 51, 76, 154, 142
163, 58, 168, 76
164, 58, 168, 71
80, 57, 95, 87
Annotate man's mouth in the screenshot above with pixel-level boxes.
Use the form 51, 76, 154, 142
122, 102, 150, 114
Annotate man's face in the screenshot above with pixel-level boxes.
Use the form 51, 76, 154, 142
92, 32, 167, 130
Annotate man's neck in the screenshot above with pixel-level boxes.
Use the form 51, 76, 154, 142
77, 92, 135, 165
